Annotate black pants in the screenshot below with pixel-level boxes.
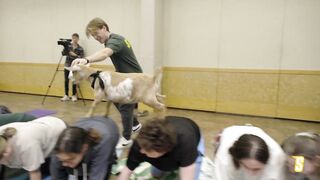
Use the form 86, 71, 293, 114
64, 69, 77, 96
114, 103, 139, 140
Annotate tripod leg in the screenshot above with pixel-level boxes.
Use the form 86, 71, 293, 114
41, 55, 64, 105
76, 84, 86, 106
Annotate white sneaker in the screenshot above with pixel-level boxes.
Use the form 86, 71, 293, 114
132, 123, 142, 133
71, 95, 78, 102
60, 95, 69, 101
116, 137, 133, 149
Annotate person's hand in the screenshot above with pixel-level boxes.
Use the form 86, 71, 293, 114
69, 51, 78, 57
71, 58, 88, 66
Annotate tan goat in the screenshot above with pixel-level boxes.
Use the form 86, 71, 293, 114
66, 64, 166, 117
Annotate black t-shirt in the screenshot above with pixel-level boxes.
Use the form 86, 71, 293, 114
65, 44, 84, 67
126, 116, 201, 171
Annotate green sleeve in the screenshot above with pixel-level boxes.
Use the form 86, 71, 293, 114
0, 113, 36, 126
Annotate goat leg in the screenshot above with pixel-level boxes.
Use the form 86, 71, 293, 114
104, 101, 112, 117
86, 100, 99, 117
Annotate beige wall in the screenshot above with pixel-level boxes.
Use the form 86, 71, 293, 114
0, 0, 142, 66
162, 0, 320, 70
1, 0, 319, 69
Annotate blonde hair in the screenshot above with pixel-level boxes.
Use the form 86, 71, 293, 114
0, 127, 17, 157
85, 17, 109, 37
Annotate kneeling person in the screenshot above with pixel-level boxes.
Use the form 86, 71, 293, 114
0, 116, 67, 180
50, 116, 119, 180
118, 116, 203, 180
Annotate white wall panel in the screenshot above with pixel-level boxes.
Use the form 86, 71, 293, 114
219, 0, 285, 69
163, 0, 220, 68
0, 0, 141, 66
281, 0, 320, 70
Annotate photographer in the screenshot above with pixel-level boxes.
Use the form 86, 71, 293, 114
61, 33, 84, 102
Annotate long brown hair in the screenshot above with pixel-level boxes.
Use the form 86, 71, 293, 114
229, 134, 270, 168
54, 127, 102, 153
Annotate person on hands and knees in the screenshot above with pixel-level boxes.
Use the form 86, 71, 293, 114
282, 132, 320, 180
50, 116, 119, 180
118, 116, 204, 180
71, 17, 143, 148
0, 116, 67, 180
213, 125, 286, 180
61, 33, 84, 102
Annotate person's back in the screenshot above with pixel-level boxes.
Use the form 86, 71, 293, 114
0, 116, 66, 170
50, 116, 119, 180
282, 132, 320, 180
214, 126, 286, 180
119, 116, 203, 180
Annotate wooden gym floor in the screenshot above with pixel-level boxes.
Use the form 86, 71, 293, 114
1, 91, 319, 161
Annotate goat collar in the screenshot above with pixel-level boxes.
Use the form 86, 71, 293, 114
89, 71, 105, 90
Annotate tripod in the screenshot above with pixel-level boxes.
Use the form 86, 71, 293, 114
41, 55, 86, 105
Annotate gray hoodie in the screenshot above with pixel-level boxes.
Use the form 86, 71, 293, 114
50, 116, 119, 180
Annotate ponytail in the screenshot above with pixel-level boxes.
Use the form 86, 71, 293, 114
87, 128, 102, 144
0, 127, 16, 157
2, 127, 17, 139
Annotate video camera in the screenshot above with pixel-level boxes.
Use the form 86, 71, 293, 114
57, 38, 72, 56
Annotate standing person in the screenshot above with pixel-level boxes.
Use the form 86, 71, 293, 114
50, 116, 119, 180
117, 116, 204, 180
0, 116, 67, 180
213, 125, 286, 180
71, 17, 143, 148
61, 33, 84, 102
282, 132, 320, 180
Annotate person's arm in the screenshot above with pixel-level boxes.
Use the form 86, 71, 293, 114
179, 163, 196, 180
88, 135, 118, 180
71, 47, 113, 66
50, 155, 69, 180
29, 169, 41, 180
69, 51, 78, 57
214, 155, 232, 180
117, 166, 133, 180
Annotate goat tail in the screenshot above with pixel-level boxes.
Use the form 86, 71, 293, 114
153, 67, 163, 85
153, 67, 163, 94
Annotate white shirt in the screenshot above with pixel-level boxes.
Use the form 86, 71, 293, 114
214, 126, 286, 180
0, 116, 66, 171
